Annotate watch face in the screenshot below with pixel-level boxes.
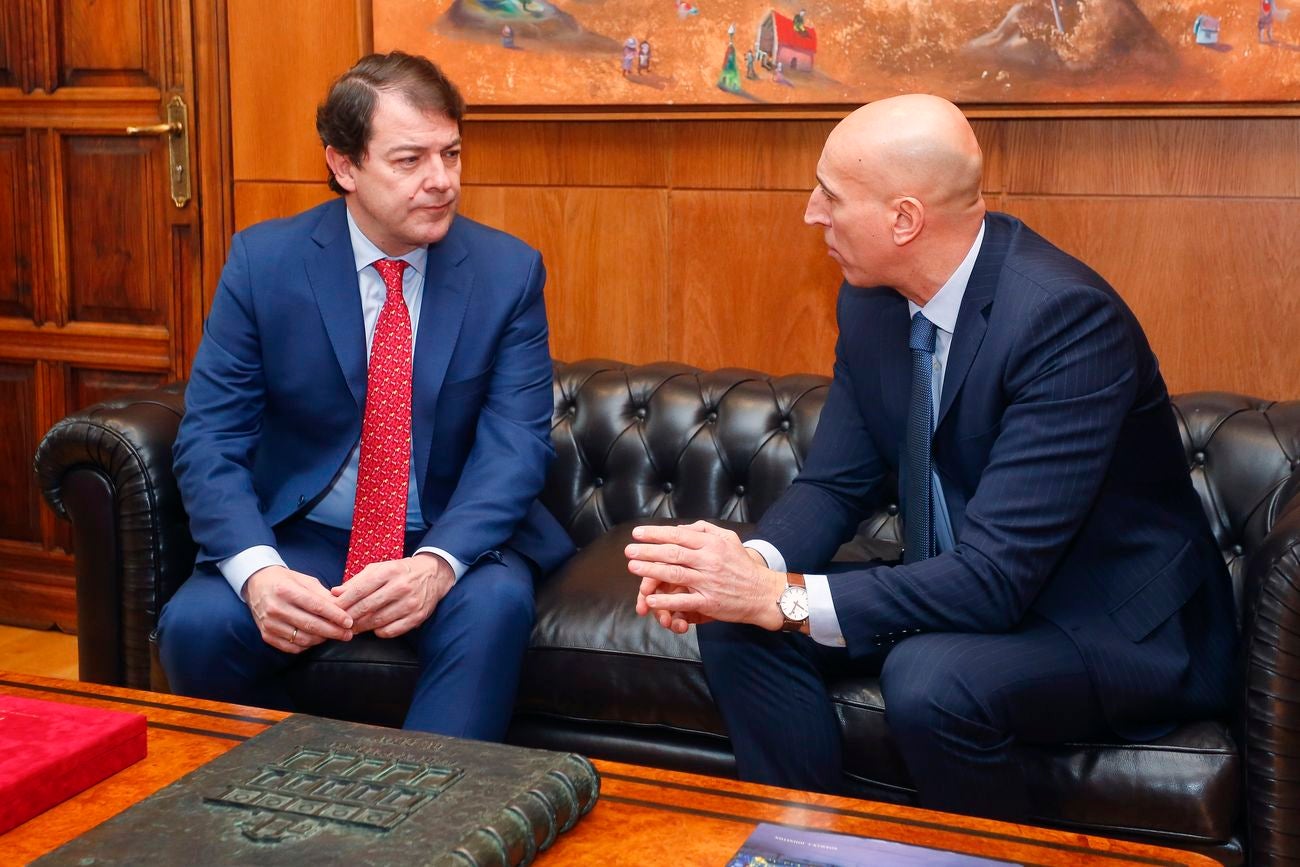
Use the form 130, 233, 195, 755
779, 586, 809, 622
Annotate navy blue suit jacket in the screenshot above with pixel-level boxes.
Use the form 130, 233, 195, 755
174, 198, 575, 578
756, 212, 1235, 737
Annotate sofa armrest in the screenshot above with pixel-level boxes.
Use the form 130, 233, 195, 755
34, 385, 192, 689
1241, 469, 1300, 864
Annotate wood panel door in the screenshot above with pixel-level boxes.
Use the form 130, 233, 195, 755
0, 0, 230, 629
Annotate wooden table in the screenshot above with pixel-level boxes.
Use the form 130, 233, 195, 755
1, 672, 1217, 866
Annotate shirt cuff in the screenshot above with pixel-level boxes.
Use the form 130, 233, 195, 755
804, 574, 847, 647
414, 546, 469, 582
217, 545, 287, 602
743, 539, 787, 573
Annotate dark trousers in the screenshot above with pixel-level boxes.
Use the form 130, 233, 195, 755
157, 518, 536, 741
696, 606, 1110, 820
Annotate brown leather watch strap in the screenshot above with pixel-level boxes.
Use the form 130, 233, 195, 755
780, 572, 809, 632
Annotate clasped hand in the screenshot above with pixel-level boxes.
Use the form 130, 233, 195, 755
626, 520, 786, 633
246, 552, 454, 654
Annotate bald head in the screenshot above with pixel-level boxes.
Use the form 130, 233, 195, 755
827, 94, 983, 214
805, 94, 986, 301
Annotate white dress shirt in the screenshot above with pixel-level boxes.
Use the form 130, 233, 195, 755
217, 209, 469, 600
746, 220, 986, 646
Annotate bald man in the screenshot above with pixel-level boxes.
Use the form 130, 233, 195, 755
625, 95, 1235, 820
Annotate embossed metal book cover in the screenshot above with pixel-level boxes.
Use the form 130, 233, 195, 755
36, 714, 600, 867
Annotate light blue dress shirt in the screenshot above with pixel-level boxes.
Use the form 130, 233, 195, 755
217, 209, 469, 599
747, 221, 986, 646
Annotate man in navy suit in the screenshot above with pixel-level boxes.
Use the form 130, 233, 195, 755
625, 95, 1235, 819
159, 52, 574, 740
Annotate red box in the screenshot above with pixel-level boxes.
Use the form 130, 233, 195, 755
0, 694, 147, 834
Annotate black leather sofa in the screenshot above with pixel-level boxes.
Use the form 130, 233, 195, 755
34, 359, 1300, 865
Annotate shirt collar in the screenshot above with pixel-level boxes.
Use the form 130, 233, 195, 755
907, 219, 986, 335
345, 207, 428, 278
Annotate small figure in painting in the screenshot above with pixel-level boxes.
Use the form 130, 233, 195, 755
793, 8, 808, 33
1260, 0, 1275, 42
773, 60, 792, 86
675, 0, 699, 19
638, 39, 652, 74
622, 37, 637, 76
744, 49, 758, 79
500, 24, 515, 49
717, 41, 742, 93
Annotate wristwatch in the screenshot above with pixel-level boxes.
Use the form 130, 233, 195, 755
777, 573, 809, 632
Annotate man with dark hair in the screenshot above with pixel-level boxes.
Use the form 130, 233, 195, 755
626, 95, 1236, 820
158, 51, 574, 739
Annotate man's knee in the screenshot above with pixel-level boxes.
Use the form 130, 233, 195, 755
696, 620, 766, 667
447, 558, 535, 633
880, 637, 993, 738
158, 574, 256, 662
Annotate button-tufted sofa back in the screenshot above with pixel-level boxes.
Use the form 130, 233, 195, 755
546, 359, 1300, 617
547, 360, 849, 548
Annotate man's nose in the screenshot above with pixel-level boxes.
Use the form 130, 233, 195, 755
804, 194, 825, 226
423, 158, 450, 191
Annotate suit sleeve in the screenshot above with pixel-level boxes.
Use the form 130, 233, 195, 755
173, 233, 278, 564
826, 283, 1139, 657
755, 290, 889, 569
417, 252, 555, 565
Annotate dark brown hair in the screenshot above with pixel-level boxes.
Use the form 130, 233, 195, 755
316, 51, 466, 194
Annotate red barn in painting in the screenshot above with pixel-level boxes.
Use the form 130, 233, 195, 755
754, 10, 817, 72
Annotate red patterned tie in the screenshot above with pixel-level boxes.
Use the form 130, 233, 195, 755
343, 258, 412, 581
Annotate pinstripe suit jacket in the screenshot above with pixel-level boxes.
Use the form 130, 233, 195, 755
756, 212, 1236, 737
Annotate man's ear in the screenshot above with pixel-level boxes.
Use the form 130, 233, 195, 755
892, 197, 924, 246
324, 146, 358, 193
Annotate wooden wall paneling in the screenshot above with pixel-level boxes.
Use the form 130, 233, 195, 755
191, 0, 235, 340
970, 119, 1004, 194
232, 180, 333, 230
0, 567, 75, 630
1001, 118, 1300, 197
0, 362, 40, 544
1003, 196, 1300, 399
227, 0, 362, 182
61, 133, 166, 325
666, 117, 1004, 194
55, 0, 159, 88
37, 359, 72, 560
41, 126, 66, 327
460, 185, 671, 365
0, 1, 19, 88
669, 190, 843, 375
68, 366, 168, 412
669, 120, 834, 191
0, 132, 35, 319
463, 121, 670, 188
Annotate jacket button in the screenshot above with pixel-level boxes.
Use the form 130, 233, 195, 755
780, 419, 791, 431
735, 485, 745, 495
297, 495, 305, 505
594, 477, 604, 487
707, 411, 718, 422
663, 482, 674, 493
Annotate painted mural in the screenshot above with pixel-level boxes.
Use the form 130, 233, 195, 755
373, 1, 1299, 106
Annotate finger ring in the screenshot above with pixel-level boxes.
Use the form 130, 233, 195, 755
291, 628, 299, 644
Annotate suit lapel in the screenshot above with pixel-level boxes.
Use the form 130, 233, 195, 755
306, 200, 367, 409
411, 225, 473, 489
935, 216, 1006, 430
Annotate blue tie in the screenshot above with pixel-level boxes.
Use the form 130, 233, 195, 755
904, 312, 937, 565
